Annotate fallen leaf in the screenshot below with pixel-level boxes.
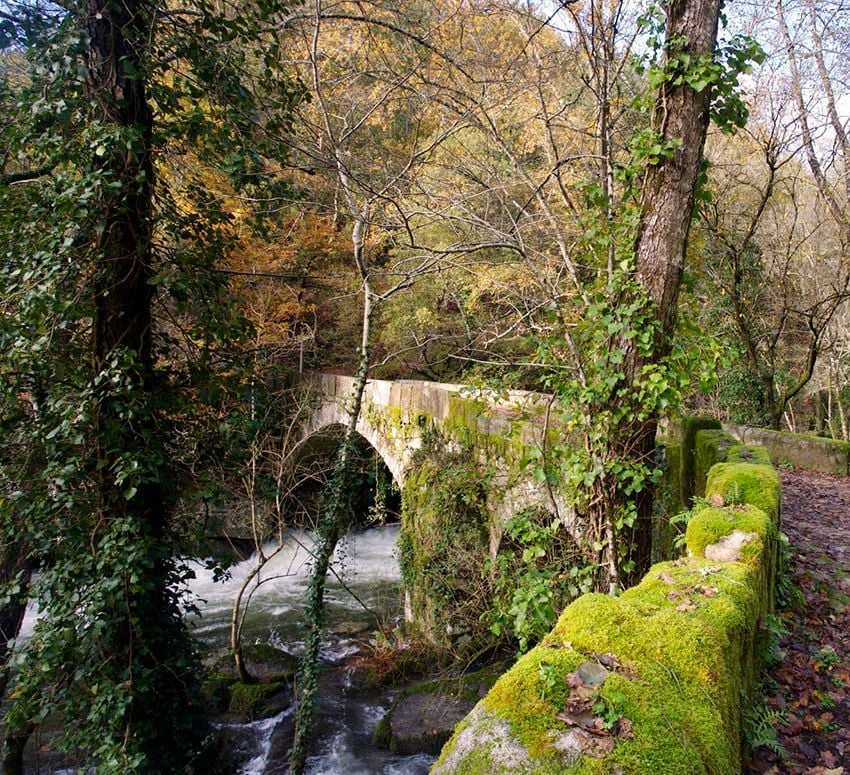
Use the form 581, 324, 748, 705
566, 671, 584, 689
659, 572, 676, 584
595, 653, 622, 671
556, 709, 597, 729
676, 600, 696, 612
613, 717, 635, 740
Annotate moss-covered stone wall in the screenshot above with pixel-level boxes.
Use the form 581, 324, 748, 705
432, 445, 781, 774
725, 423, 850, 475
400, 444, 492, 649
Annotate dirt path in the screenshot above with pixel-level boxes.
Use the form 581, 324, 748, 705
747, 469, 850, 775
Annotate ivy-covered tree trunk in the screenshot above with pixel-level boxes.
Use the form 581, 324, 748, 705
86, 1, 205, 766
3, 0, 298, 768
615, 0, 723, 582
289, 261, 375, 774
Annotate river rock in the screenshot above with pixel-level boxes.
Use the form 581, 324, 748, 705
375, 692, 476, 755
330, 620, 371, 637
241, 642, 301, 681
374, 662, 508, 754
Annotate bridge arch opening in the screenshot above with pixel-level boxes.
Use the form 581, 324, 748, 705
287, 423, 407, 633
288, 423, 402, 529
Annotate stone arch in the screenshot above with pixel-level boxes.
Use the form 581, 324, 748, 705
297, 397, 407, 485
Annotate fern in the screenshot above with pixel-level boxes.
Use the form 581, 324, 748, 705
745, 704, 788, 758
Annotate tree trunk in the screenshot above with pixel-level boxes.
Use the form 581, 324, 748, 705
289, 252, 375, 775
1, 723, 31, 775
78, 1, 201, 765
615, 0, 723, 581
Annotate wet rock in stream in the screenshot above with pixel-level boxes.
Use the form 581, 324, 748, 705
374, 692, 476, 755
373, 663, 507, 756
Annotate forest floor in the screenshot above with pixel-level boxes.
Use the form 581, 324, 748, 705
747, 469, 850, 775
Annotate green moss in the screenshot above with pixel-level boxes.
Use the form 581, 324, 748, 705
705, 463, 780, 523
400, 443, 491, 646
444, 395, 487, 446
681, 416, 722, 505
201, 671, 232, 713
405, 662, 508, 702
684, 505, 774, 562
664, 442, 684, 515
726, 444, 771, 466
471, 582, 758, 773
227, 681, 285, 720
694, 429, 736, 497
483, 647, 585, 759
373, 713, 392, 749
681, 415, 722, 446
655, 442, 684, 562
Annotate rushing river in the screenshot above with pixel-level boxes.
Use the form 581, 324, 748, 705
186, 524, 434, 775
18, 525, 436, 775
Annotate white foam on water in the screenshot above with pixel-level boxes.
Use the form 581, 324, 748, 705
381, 756, 435, 775
17, 599, 39, 642
214, 706, 294, 775
304, 730, 433, 775
16, 525, 418, 775
183, 526, 404, 653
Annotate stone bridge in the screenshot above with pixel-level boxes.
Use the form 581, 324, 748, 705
298, 373, 576, 643
300, 373, 572, 527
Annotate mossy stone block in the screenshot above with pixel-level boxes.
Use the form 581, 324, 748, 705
705, 462, 780, 524
672, 416, 722, 507
684, 505, 773, 562
726, 444, 771, 466
693, 429, 736, 497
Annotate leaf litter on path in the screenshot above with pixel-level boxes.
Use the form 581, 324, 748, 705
747, 470, 850, 774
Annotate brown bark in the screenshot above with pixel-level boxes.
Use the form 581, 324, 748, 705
618, 0, 723, 580
633, 0, 723, 340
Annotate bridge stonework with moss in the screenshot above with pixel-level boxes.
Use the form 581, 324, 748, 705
300, 373, 574, 644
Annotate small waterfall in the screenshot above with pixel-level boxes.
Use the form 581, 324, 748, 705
186, 526, 403, 652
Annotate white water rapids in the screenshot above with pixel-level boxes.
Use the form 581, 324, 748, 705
188, 525, 433, 775
19, 525, 435, 775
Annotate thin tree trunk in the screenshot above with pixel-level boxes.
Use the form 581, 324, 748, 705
289, 230, 375, 774
838, 387, 849, 441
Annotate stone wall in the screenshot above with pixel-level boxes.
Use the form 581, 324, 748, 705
432, 440, 781, 774
724, 423, 850, 475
